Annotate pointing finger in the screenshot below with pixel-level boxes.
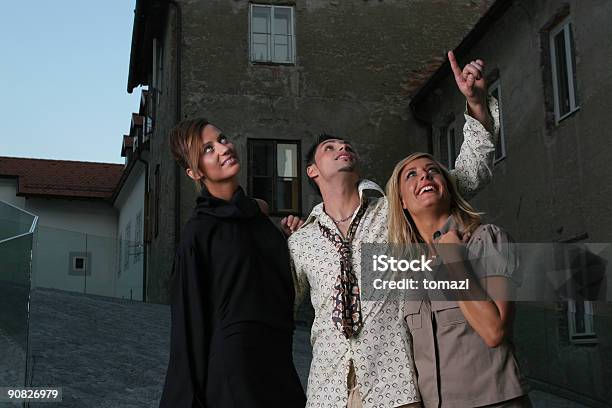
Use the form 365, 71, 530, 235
448, 50, 463, 79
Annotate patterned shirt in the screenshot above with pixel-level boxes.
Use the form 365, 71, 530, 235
288, 98, 499, 408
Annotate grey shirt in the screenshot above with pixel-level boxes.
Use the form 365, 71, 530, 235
404, 216, 529, 408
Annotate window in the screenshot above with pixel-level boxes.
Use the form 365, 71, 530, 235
556, 243, 598, 344
250, 4, 295, 64
568, 300, 596, 343
550, 17, 579, 122
438, 124, 456, 170
152, 38, 163, 104
74, 257, 85, 270
124, 222, 131, 270
68, 252, 91, 276
488, 79, 506, 162
248, 139, 301, 215
141, 90, 154, 141
134, 210, 143, 263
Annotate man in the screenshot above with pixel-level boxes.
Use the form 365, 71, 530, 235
284, 52, 500, 408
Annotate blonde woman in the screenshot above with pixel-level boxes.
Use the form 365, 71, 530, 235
386, 152, 531, 408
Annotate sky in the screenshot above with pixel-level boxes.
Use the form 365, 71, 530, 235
0, 1, 141, 164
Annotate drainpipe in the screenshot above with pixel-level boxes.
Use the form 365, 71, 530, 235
169, 1, 182, 250
137, 154, 149, 302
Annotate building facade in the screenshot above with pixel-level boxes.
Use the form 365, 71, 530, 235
409, 0, 612, 405
127, 0, 495, 304
0, 157, 123, 297
0, 136, 149, 301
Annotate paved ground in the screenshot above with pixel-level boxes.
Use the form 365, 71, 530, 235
19, 289, 590, 407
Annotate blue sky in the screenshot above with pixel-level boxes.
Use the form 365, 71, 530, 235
0, 1, 140, 164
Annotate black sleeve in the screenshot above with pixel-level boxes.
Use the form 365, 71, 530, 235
159, 242, 209, 408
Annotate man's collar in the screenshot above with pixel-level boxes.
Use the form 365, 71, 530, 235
303, 179, 384, 227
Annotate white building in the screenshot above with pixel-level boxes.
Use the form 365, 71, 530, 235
0, 112, 149, 300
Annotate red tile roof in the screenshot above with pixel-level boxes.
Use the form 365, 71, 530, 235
121, 135, 134, 157
0, 156, 124, 200
131, 113, 144, 127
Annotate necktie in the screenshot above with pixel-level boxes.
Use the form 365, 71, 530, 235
318, 199, 368, 338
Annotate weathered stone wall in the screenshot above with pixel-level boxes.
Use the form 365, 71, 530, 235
411, 0, 612, 404
416, 0, 612, 242
147, 0, 492, 304
177, 0, 491, 214
145, 6, 180, 304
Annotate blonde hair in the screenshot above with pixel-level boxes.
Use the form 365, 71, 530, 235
386, 152, 482, 245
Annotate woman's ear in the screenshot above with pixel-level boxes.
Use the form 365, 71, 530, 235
186, 168, 204, 181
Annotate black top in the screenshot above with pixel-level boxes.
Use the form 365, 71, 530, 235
159, 187, 306, 408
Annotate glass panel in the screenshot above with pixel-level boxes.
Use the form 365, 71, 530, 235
253, 177, 274, 206
568, 23, 579, 107
251, 6, 270, 61
252, 6, 270, 33
276, 178, 299, 212
253, 44, 268, 61
554, 29, 570, 116
0, 234, 32, 389
32, 223, 142, 300
0, 202, 36, 241
274, 43, 290, 63
277, 144, 298, 178
274, 34, 288, 46
574, 301, 586, 333
0, 200, 37, 388
273, 8, 291, 35
250, 141, 273, 177
252, 33, 270, 61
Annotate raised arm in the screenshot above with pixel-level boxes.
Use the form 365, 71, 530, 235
448, 51, 500, 200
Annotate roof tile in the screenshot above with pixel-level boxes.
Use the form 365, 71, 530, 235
0, 156, 124, 200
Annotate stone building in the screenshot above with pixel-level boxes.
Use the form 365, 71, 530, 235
126, 0, 494, 304
409, 0, 611, 405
